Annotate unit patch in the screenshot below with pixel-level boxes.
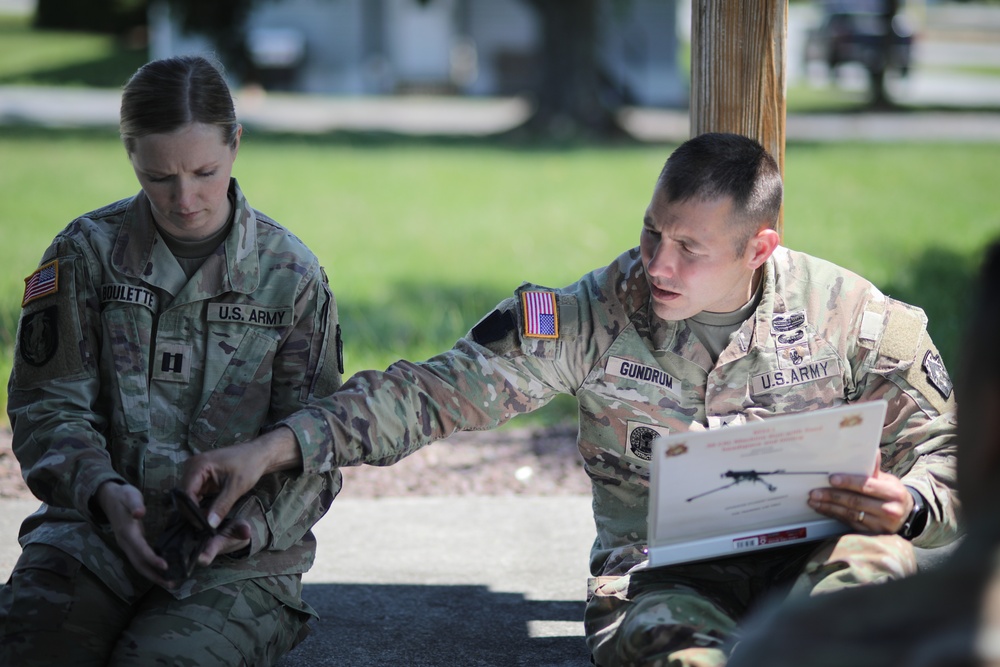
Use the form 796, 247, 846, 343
207, 303, 293, 327
922, 350, 953, 399
751, 358, 839, 395
625, 421, 670, 464
22, 260, 58, 307
521, 291, 558, 339
605, 356, 682, 398
101, 283, 158, 311
19, 305, 58, 367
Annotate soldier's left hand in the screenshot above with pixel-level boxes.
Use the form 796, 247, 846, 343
807, 467, 913, 534
96, 481, 174, 587
196, 519, 252, 567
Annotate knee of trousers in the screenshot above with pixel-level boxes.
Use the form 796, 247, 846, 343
584, 575, 735, 667
794, 533, 919, 597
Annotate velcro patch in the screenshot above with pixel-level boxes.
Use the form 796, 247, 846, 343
22, 260, 58, 306
472, 309, 517, 346
880, 300, 926, 362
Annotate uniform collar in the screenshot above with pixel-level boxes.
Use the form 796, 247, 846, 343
112, 178, 260, 298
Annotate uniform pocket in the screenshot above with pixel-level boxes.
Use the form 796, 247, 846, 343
102, 307, 151, 434
189, 327, 278, 449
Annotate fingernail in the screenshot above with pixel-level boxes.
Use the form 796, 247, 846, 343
208, 512, 221, 529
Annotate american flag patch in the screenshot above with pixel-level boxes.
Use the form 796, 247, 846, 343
22, 260, 59, 307
521, 290, 558, 339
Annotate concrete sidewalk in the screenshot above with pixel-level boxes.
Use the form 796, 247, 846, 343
0, 495, 597, 666
0, 494, 957, 667
2, 85, 1000, 142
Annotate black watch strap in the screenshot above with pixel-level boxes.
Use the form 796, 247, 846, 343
898, 486, 928, 540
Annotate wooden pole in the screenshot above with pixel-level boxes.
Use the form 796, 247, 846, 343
690, 0, 788, 235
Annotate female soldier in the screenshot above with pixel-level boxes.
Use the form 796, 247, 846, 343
1, 55, 343, 666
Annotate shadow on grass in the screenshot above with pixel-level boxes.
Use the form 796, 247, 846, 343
0, 113, 664, 151
0, 49, 148, 89
879, 245, 984, 374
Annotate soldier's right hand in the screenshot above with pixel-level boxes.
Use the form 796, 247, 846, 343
180, 426, 301, 530
96, 481, 174, 587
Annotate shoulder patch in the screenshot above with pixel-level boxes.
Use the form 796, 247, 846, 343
22, 260, 59, 306
521, 290, 558, 339
904, 341, 955, 415
19, 305, 59, 366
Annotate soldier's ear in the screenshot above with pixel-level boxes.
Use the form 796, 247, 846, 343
231, 124, 243, 156
745, 229, 779, 269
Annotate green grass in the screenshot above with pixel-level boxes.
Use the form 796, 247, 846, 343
1, 129, 998, 428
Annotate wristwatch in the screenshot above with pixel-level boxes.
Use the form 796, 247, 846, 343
898, 486, 928, 540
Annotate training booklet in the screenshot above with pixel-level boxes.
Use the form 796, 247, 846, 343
647, 400, 887, 568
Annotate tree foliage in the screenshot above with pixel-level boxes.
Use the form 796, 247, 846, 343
34, 0, 147, 33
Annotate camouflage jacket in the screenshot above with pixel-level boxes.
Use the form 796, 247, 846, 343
282, 246, 958, 578
8, 179, 343, 604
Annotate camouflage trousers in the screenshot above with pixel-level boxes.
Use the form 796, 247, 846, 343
0, 544, 312, 666
585, 533, 917, 667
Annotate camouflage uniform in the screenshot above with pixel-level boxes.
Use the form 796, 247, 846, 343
3, 179, 343, 665
278, 246, 958, 666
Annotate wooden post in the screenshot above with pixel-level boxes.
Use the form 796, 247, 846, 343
690, 0, 788, 234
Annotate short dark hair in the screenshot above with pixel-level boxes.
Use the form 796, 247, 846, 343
120, 55, 239, 154
656, 133, 783, 254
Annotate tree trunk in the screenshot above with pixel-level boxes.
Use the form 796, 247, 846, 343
690, 0, 787, 233
514, 0, 626, 140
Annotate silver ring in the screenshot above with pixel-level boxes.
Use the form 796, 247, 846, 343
858, 510, 865, 523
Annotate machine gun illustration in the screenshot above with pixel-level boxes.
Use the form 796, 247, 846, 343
685, 469, 830, 502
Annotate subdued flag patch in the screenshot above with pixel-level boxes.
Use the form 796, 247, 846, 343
522, 290, 558, 339
22, 260, 59, 307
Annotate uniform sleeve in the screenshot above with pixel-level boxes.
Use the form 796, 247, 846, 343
280, 286, 593, 476
234, 260, 344, 556
851, 298, 959, 548
7, 238, 128, 521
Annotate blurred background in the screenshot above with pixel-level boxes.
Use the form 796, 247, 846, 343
0, 0, 998, 427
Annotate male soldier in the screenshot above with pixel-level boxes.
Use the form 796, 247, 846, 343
183, 133, 959, 666
726, 240, 1000, 667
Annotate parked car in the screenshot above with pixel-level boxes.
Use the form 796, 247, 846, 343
803, 9, 915, 78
